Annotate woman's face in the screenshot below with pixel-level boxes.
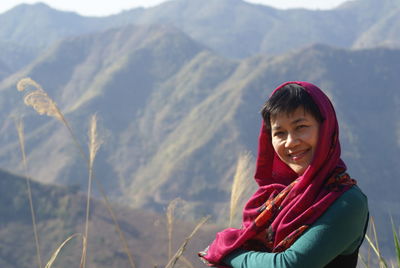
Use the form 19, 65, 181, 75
270, 107, 320, 175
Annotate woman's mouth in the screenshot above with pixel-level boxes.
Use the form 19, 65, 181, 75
288, 149, 309, 161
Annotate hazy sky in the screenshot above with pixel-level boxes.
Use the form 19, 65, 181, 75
1, 0, 350, 16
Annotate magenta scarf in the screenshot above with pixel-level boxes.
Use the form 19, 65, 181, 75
199, 81, 356, 266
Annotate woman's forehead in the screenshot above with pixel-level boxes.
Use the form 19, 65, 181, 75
270, 106, 307, 121
270, 107, 316, 127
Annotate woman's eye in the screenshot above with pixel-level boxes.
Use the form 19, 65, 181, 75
296, 125, 308, 130
273, 131, 285, 137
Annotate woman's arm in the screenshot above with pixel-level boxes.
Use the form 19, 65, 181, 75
223, 186, 368, 268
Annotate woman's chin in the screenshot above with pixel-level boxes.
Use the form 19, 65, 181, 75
289, 164, 307, 176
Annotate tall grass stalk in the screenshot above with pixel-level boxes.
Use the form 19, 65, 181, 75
80, 115, 102, 268
358, 252, 369, 268
391, 218, 400, 267
45, 233, 83, 268
229, 152, 253, 227
364, 217, 389, 268
97, 184, 136, 268
365, 235, 387, 268
360, 217, 400, 268
15, 118, 42, 268
165, 215, 210, 268
166, 198, 181, 259
17, 78, 136, 268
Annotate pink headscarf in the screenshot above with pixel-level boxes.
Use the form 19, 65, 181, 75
200, 81, 355, 266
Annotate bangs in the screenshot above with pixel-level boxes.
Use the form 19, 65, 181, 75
261, 84, 323, 129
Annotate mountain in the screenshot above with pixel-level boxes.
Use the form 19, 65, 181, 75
1, 0, 400, 63
1, 24, 399, 222
0, 3, 102, 51
0, 24, 208, 197
0, 3, 107, 74
128, 0, 400, 56
0, 168, 217, 267
0, 41, 38, 74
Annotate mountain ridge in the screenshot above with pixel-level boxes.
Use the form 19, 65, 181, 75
1, 0, 400, 64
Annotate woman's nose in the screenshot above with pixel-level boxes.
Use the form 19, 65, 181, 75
285, 133, 300, 148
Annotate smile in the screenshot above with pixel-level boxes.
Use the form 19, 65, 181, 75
288, 149, 310, 161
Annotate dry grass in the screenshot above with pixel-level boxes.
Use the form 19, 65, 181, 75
15, 77, 212, 268
81, 115, 102, 268
365, 217, 389, 268
165, 215, 210, 268
15, 118, 43, 268
17, 78, 83, 157
17, 78, 63, 122
166, 198, 182, 259
229, 151, 255, 227
45, 233, 83, 268
16, 77, 136, 268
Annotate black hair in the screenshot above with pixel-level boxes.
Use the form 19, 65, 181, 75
261, 83, 323, 129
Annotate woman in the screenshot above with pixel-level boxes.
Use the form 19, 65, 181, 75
199, 81, 368, 267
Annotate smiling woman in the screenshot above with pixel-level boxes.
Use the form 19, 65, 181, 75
199, 82, 369, 268
262, 84, 322, 176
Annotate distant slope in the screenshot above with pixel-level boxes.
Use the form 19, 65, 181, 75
0, 168, 217, 268
1, 0, 400, 62
0, 24, 208, 195
0, 3, 103, 51
0, 41, 38, 74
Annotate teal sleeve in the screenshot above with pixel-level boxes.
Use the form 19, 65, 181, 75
223, 186, 368, 268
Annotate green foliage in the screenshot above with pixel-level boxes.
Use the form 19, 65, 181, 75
392, 220, 400, 267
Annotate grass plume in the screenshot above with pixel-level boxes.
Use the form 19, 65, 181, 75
15, 118, 42, 268
80, 115, 102, 268
17, 78, 63, 121
166, 198, 182, 259
229, 152, 254, 227
16, 77, 84, 157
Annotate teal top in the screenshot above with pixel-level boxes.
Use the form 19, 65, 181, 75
223, 186, 368, 268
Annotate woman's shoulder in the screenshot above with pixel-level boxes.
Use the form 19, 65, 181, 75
338, 185, 368, 209
328, 185, 369, 221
